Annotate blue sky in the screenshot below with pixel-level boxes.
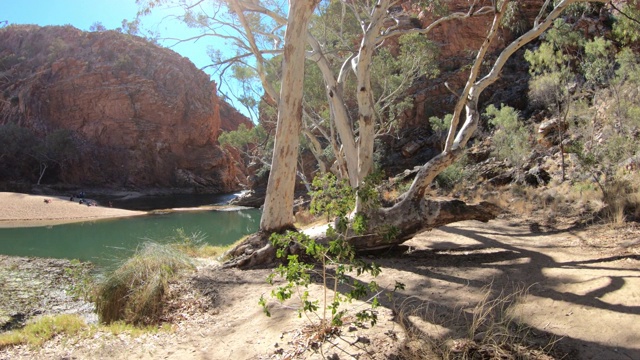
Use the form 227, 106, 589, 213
2, 0, 250, 118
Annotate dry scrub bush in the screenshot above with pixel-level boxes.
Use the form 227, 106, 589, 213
380, 179, 414, 204
599, 174, 640, 224
95, 242, 194, 325
482, 184, 536, 218
396, 285, 556, 360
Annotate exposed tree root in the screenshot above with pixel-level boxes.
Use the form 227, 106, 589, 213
222, 232, 277, 269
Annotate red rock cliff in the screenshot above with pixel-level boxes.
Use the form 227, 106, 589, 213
401, 0, 543, 126
0, 25, 251, 191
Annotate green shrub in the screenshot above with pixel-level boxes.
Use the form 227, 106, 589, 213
308, 173, 355, 221
435, 154, 469, 190
485, 104, 531, 171
261, 172, 403, 340
613, 0, 640, 44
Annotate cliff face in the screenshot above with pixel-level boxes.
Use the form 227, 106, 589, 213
403, 0, 542, 126
0, 25, 251, 191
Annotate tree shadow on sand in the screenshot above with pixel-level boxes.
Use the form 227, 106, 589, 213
364, 221, 640, 359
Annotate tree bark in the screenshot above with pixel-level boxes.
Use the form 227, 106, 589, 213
223, 231, 277, 269
259, 0, 319, 233
353, 0, 389, 186
225, 199, 502, 269
307, 37, 359, 187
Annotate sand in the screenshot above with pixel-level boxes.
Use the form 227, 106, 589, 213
0, 192, 146, 228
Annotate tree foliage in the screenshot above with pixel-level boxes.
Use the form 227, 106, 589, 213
524, 5, 640, 218
612, 0, 640, 44
0, 124, 78, 184
485, 104, 531, 170
219, 124, 268, 155
262, 170, 401, 334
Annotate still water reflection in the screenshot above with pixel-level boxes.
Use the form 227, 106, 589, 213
0, 208, 261, 267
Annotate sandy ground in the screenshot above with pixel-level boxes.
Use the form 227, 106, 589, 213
1, 216, 639, 359
0, 193, 638, 358
0, 192, 146, 228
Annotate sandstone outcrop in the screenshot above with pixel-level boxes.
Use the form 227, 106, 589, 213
0, 25, 251, 191
400, 0, 542, 126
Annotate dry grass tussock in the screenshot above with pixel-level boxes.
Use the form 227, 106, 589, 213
396, 285, 558, 360
161, 228, 239, 259
599, 174, 640, 225
95, 242, 195, 325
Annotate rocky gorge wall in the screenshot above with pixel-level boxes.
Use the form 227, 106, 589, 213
400, 0, 634, 125
378, 0, 626, 176
0, 25, 251, 192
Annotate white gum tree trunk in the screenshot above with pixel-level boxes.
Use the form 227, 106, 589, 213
353, 0, 390, 186
259, 0, 319, 232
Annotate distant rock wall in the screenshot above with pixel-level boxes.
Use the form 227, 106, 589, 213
403, 0, 542, 126
0, 25, 251, 191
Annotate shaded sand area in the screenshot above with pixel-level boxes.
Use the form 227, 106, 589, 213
0, 192, 146, 228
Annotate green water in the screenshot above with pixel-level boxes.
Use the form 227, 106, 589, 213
0, 209, 261, 267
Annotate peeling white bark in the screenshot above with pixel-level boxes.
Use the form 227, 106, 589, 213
259, 0, 319, 232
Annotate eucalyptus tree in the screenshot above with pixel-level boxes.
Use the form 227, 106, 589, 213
302, 1, 440, 190
259, 0, 320, 231
138, 0, 318, 231
232, 0, 612, 267
137, 0, 611, 266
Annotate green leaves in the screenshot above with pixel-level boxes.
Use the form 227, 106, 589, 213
258, 295, 271, 317
612, 0, 640, 44
429, 114, 453, 132
262, 174, 387, 338
582, 37, 615, 86
371, 32, 439, 120
260, 171, 409, 341
309, 173, 355, 220
524, 42, 567, 75
485, 104, 531, 170
218, 123, 266, 150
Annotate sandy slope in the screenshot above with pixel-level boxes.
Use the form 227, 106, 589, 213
0, 192, 146, 228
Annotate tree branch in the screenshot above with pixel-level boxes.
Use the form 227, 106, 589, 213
444, 1, 508, 153
608, 0, 640, 27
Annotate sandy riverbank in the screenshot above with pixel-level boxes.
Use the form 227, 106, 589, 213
0, 192, 146, 228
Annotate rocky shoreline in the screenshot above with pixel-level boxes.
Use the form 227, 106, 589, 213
0, 255, 97, 331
